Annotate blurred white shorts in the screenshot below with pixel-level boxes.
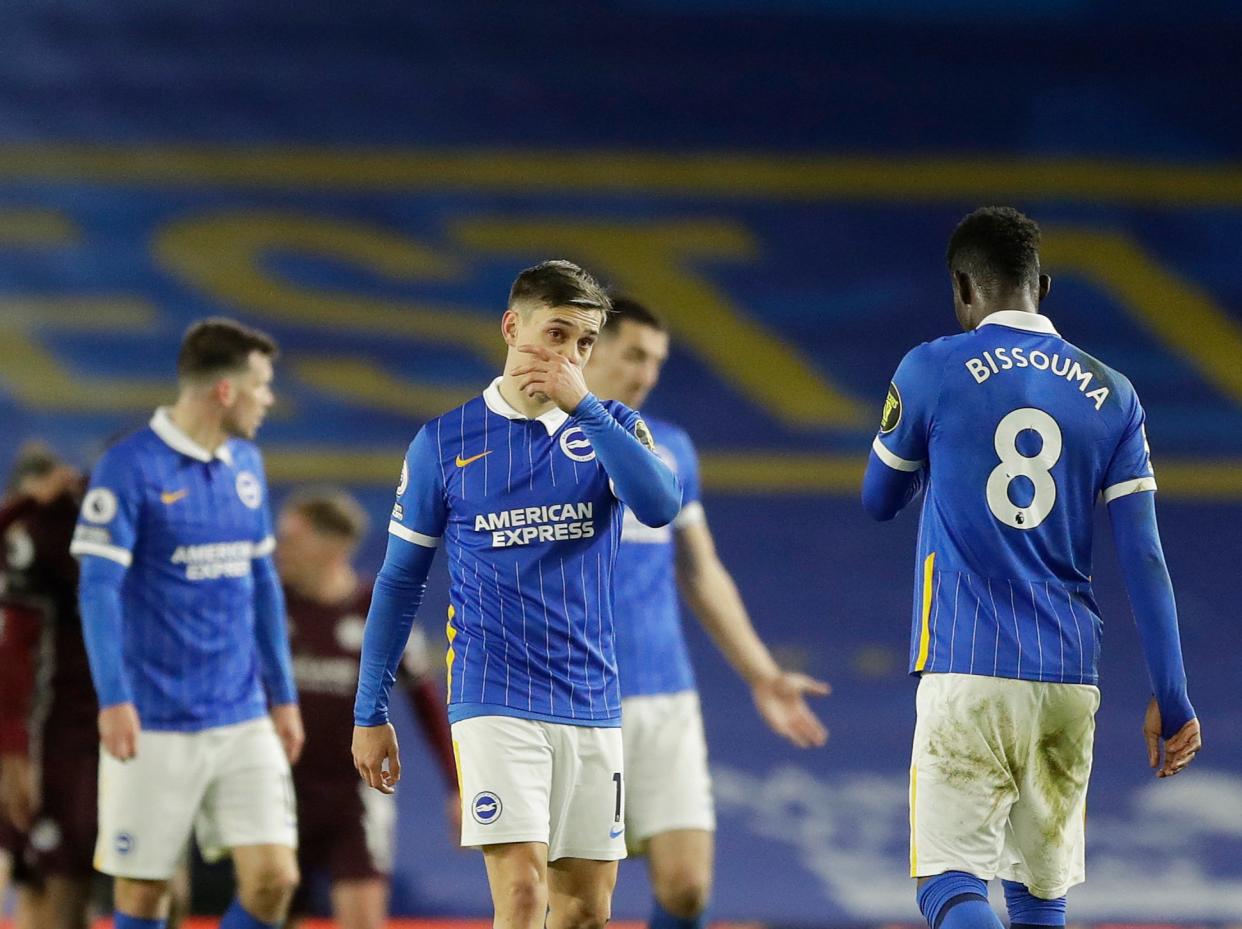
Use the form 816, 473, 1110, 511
95, 716, 296, 879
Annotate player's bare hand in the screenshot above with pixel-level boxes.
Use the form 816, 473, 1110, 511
0, 753, 37, 832
1144, 697, 1201, 778
99, 703, 141, 761
752, 672, 831, 748
271, 703, 305, 765
353, 723, 401, 794
511, 345, 589, 413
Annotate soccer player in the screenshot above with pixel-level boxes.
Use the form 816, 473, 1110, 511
70, 318, 303, 929
0, 445, 97, 929
862, 207, 1201, 929
584, 297, 829, 929
352, 260, 682, 929
275, 488, 457, 929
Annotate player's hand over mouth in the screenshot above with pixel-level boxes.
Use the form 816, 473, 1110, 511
512, 345, 590, 413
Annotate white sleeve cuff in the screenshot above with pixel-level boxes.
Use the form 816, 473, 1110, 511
388, 521, 442, 548
673, 500, 706, 529
1102, 476, 1158, 502
69, 540, 134, 567
871, 436, 924, 473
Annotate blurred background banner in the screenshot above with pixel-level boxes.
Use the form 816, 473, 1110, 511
1, 0, 1239, 923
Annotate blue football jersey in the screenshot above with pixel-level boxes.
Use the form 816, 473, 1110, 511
390, 378, 655, 727
612, 417, 702, 698
69, 409, 276, 730
873, 311, 1156, 685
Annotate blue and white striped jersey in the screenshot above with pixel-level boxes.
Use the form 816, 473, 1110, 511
612, 417, 702, 698
872, 311, 1156, 685
69, 409, 277, 730
391, 378, 649, 727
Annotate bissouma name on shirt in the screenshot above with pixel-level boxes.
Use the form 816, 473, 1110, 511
965, 347, 1110, 410
474, 502, 595, 548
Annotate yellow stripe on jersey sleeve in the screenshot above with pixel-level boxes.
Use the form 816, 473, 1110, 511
914, 552, 935, 672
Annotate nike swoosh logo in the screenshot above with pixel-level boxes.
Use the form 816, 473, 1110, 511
160, 489, 188, 505
455, 451, 492, 468
609, 827, 625, 839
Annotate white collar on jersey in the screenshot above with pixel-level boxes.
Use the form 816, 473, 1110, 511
149, 407, 234, 466
976, 310, 1059, 335
482, 377, 569, 436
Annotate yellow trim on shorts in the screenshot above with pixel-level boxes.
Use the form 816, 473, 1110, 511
909, 762, 918, 876
452, 738, 463, 792
445, 605, 457, 703
914, 552, 935, 671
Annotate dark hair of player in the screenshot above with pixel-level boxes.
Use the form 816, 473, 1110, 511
7, 441, 59, 493
177, 317, 279, 382
283, 488, 370, 543
603, 295, 666, 336
508, 260, 612, 317
946, 206, 1042, 296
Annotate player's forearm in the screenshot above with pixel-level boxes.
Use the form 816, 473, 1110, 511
0, 605, 40, 753
253, 556, 298, 706
1108, 492, 1194, 737
681, 561, 780, 685
354, 538, 436, 727
573, 394, 682, 527
77, 557, 134, 708
861, 450, 925, 521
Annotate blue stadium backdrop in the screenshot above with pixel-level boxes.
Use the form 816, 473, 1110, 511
1, 0, 1240, 922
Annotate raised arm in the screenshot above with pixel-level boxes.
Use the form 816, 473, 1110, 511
575, 395, 681, 528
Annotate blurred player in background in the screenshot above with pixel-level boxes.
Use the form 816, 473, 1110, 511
276, 488, 457, 929
862, 207, 1200, 929
353, 261, 682, 929
0, 444, 95, 929
71, 318, 303, 929
585, 297, 829, 929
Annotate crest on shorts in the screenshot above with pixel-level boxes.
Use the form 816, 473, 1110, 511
471, 791, 503, 825
880, 382, 902, 434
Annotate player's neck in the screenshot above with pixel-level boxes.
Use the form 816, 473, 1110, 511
167, 397, 229, 455
971, 296, 1039, 328
498, 372, 558, 420
294, 563, 357, 604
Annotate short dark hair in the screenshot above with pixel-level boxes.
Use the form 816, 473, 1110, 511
604, 295, 666, 336
508, 260, 611, 316
282, 487, 369, 543
177, 317, 278, 382
946, 207, 1042, 295
7, 440, 59, 493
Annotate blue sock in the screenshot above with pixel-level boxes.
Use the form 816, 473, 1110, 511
650, 900, 708, 929
220, 898, 279, 929
1002, 880, 1067, 927
916, 872, 1002, 929
114, 916, 166, 929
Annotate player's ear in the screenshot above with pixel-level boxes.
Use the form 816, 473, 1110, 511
954, 271, 974, 306
214, 375, 237, 408
501, 309, 520, 347
1038, 274, 1052, 303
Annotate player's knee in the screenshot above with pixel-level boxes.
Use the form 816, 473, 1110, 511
916, 871, 989, 929
238, 858, 300, 915
1002, 880, 1066, 927
653, 866, 712, 918
494, 876, 546, 928
554, 894, 612, 929
114, 877, 171, 919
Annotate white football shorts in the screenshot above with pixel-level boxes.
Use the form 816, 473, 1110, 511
622, 690, 715, 851
95, 716, 297, 879
910, 672, 1100, 899
452, 715, 626, 861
